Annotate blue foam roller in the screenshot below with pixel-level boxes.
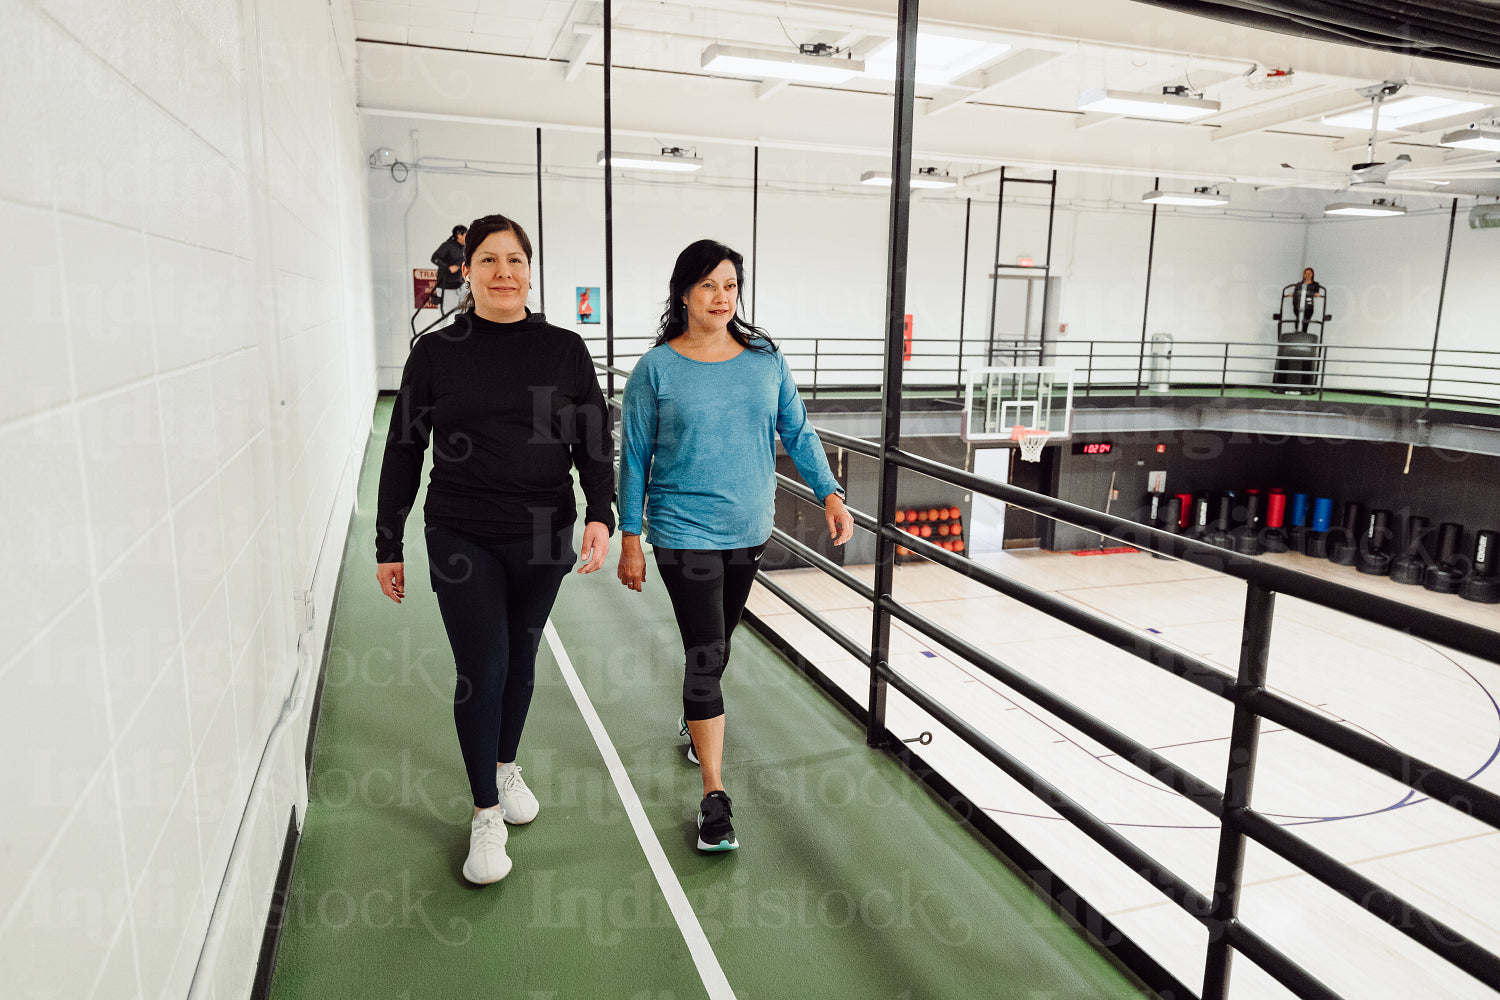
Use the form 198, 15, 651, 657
1312, 497, 1333, 532
1291, 493, 1310, 527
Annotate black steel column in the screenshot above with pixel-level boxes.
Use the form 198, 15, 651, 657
1202, 581, 1276, 999
868, 0, 919, 748
752, 145, 760, 324
956, 197, 971, 392
1038, 170, 1057, 359
1134, 177, 1159, 395
602, 0, 615, 396
988, 168, 1005, 363
535, 127, 545, 311
1424, 199, 1459, 404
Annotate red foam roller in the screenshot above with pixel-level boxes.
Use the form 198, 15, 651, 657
1266, 491, 1287, 529
1175, 493, 1193, 527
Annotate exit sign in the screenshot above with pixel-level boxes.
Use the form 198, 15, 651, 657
1017, 256, 1035, 267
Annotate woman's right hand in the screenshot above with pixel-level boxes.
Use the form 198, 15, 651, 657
377, 562, 406, 604
617, 535, 646, 592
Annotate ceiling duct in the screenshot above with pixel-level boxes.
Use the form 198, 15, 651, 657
1128, 1, 1500, 70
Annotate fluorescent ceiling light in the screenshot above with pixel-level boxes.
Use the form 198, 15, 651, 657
861, 33, 1011, 86
1439, 125, 1500, 151
1324, 200, 1406, 217
1076, 88, 1220, 121
860, 169, 958, 190
1321, 96, 1487, 131
597, 149, 703, 172
1142, 187, 1229, 206
702, 43, 864, 84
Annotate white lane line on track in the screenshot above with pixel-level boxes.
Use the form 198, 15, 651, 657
542, 620, 736, 1000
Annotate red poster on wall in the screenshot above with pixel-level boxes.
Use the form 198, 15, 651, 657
903, 314, 913, 360
413, 268, 438, 309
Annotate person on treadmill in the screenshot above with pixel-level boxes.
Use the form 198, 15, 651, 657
1291, 267, 1322, 334
430, 224, 467, 309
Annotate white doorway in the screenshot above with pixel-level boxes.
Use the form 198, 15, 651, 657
970, 447, 1010, 554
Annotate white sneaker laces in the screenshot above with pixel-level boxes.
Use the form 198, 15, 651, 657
474, 810, 507, 845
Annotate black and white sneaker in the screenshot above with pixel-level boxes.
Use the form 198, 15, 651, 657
697, 790, 738, 852
678, 714, 699, 766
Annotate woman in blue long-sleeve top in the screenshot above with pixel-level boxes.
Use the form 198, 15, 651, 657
617, 238, 854, 853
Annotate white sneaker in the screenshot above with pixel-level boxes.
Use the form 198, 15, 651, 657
497, 763, 540, 824
462, 808, 511, 884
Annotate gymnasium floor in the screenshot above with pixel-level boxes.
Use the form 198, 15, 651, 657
749, 546, 1500, 999
265, 401, 1150, 999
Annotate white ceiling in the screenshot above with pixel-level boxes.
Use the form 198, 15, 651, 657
351, 0, 1500, 197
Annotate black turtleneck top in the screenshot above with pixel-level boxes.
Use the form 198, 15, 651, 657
375, 310, 616, 563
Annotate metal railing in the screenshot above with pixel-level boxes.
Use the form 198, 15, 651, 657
584, 335, 1500, 408
597, 352, 1500, 999
764, 423, 1500, 1000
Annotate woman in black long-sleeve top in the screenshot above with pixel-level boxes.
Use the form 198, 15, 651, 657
375, 213, 615, 885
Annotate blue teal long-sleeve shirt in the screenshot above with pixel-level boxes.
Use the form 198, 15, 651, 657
618, 340, 842, 549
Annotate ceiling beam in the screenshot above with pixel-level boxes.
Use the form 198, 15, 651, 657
924, 49, 1063, 118
1210, 88, 1363, 142
564, 22, 601, 82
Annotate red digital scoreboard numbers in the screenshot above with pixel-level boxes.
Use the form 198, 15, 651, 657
1071, 441, 1114, 455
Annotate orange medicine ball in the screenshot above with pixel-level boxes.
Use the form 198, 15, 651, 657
937, 524, 950, 536
895, 510, 905, 523
953, 540, 964, 552
920, 525, 932, 537
949, 507, 961, 519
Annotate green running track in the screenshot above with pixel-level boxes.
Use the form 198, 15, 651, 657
266, 399, 1150, 1000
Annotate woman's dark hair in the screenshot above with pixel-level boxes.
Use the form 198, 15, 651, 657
653, 239, 775, 352
456, 214, 533, 313
463, 214, 533, 267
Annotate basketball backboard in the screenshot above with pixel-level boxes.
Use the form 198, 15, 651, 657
960, 366, 1075, 444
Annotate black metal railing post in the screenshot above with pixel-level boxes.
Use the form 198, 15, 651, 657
1135, 179, 1159, 396
602, 0, 615, 397
1425, 200, 1458, 404
957, 197, 971, 395
535, 128, 546, 310
1220, 343, 1230, 397
751, 144, 760, 325
868, 0, 919, 749
1203, 581, 1276, 999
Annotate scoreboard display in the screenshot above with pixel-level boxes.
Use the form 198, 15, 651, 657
1071, 441, 1114, 456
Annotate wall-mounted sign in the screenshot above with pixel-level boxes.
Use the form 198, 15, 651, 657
413, 268, 438, 309
577, 287, 599, 324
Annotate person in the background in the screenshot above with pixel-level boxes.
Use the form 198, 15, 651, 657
376, 213, 615, 885
1292, 266, 1322, 333
616, 238, 854, 854
429, 224, 467, 309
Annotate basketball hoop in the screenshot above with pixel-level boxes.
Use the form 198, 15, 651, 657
1011, 424, 1048, 462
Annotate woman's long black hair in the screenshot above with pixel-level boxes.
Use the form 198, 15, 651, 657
653, 239, 775, 352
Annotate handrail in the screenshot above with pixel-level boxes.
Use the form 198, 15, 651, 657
753, 421, 1500, 1000
591, 337, 1500, 411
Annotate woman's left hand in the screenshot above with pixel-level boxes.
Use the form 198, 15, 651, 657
577, 521, 610, 573
825, 494, 854, 546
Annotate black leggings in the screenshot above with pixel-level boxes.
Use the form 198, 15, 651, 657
653, 543, 767, 721
427, 525, 573, 808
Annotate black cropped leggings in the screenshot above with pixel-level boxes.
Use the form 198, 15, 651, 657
653, 542, 767, 722
426, 525, 573, 808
